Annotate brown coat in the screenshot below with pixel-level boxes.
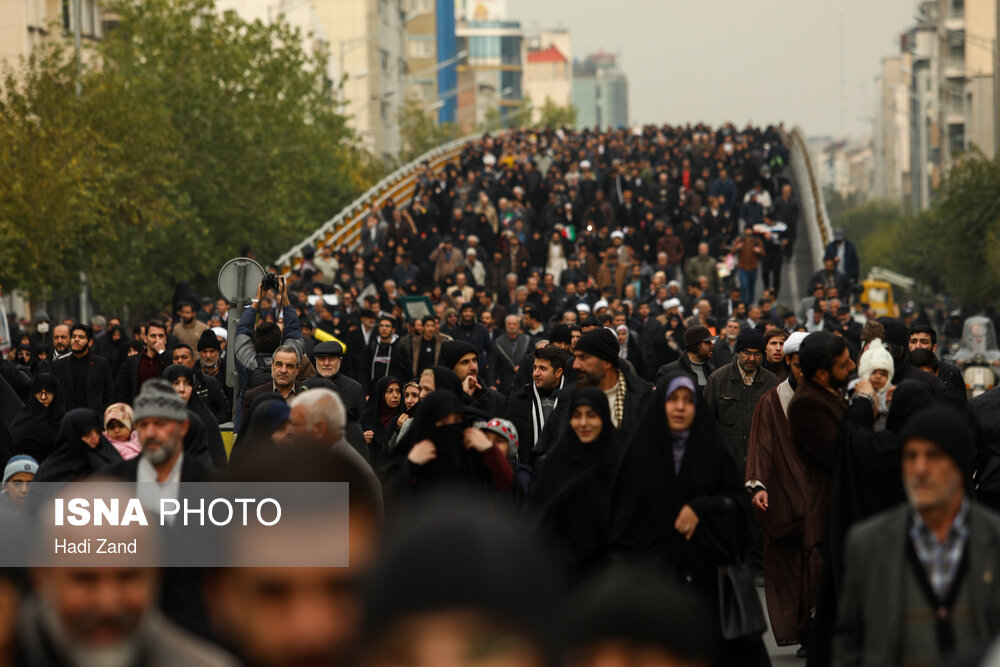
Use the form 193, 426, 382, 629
734, 236, 765, 271
596, 261, 630, 298
746, 380, 816, 645
787, 377, 848, 549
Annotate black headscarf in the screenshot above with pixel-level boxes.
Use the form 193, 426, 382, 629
383, 391, 490, 506
163, 365, 227, 469
9, 373, 64, 463
361, 377, 403, 467
608, 371, 748, 586
428, 366, 463, 398
228, 399, 290, 473
33, 409, 123, 483
531, 387, 623, 583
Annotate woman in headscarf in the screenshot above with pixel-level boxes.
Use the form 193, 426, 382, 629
607, 372, 767, 665
163, 364, 227, 469
361, 377, 403, 467
531, 387, 623, 584
615, 324, 646, 380
102, 403, 141, 460
33, 409, 123, 482
228, 400, 291, 473
417, 366, 464, 400
9, 373, 64, 463
381, 390, 504, 511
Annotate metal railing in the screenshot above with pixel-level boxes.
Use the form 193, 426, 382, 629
784, 126, 833, 271
274, 132, 484, 274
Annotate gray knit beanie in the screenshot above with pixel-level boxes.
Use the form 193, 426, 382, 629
133, 379, 188, 422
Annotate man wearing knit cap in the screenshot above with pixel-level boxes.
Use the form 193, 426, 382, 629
705, 329, 779, 465
656, 325, 718, 395
745, 331, 813, 651
439, 340, 505, 417
531, 328, 652, 462
834, 405, 1000, 666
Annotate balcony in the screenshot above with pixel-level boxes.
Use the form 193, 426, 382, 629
942, 58, 966, 80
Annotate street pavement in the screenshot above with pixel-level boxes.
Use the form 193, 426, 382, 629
760, 588, 802, 664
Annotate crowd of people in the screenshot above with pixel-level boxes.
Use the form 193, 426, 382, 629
0, 124, 999, 667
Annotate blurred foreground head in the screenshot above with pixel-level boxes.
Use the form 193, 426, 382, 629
561, 564, 721, 667
359, 496, 559, 667
208, 447, 383, 667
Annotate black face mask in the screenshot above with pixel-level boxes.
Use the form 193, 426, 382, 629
432, 423, 465, 451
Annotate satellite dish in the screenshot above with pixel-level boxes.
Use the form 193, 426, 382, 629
217, 257, 265, 304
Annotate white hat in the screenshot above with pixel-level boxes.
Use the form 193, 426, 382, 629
782, 331, 808, 356
858, 339, 895, 387
579, 160, 591, 169
211, 326, 228, 341
594, 299, 609, 312
662, 298, 681, 311
576, 302, 592, 313
610, 230, 625, 240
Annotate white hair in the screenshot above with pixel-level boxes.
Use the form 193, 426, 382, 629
290, 388, 345, 435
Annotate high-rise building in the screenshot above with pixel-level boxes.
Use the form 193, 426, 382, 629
524, 29, 572, 124
573, 51, 628, 130
454, 14, 524, 132
403, 0, 458, 124
872, 0, 997, 211
314, 0, 407, 161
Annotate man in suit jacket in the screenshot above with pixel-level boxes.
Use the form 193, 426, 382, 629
240, 345, 304, 430
489, 315, 531, 394
834, 405, 1000, 667
52, 324, 114, 415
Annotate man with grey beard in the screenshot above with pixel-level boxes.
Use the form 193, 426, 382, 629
98, 379, 224, 638
18, 564, 236, 667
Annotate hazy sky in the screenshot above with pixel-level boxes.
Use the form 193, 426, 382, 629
507, 0, 918, 139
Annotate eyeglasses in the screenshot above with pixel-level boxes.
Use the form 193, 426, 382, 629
35, 389, 52, 396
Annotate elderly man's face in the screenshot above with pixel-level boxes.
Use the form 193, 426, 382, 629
33, 567, 158, 663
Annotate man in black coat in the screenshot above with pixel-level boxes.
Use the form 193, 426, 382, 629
908, 324, 966, 398
657, 325, 718, 397
311, 340, 366, 456
52, 324, 113, 415
440, 340, 506, 418
531, 328, 653, 464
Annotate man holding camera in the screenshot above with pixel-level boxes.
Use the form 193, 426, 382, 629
233, 274, 304, 428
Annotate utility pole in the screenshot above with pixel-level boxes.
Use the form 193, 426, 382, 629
73, 0, 90, 322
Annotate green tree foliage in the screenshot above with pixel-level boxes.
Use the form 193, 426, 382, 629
535, 96, 577, 130
0, 0, 381, 314
831, 149, 1000, 307
397, 96, 463, 164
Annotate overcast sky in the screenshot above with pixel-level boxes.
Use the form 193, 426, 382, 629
507, 0, 918, 139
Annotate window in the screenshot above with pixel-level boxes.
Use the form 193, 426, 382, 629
950, 0, 964, 17
407, 38, 433, 58
948, 124, 965, 155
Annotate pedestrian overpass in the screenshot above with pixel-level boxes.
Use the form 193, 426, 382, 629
274, 127, 834, 308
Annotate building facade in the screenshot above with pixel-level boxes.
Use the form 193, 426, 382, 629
403, 0, 458, 124
872, 0, 998, 211
573, 51, 628, 130
454, 18, 524, 132
523, 29, 572, 124
314, 0, 406, 161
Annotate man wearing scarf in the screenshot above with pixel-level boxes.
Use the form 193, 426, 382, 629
745, 332, 814, 653
531, 328, 652, 462
505, 346, 566, 464
362, 316, 410, 395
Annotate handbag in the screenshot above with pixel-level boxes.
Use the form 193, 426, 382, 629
717, 561, 767, 640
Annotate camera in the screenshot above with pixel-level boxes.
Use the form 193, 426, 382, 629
261, 272, 280, 292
